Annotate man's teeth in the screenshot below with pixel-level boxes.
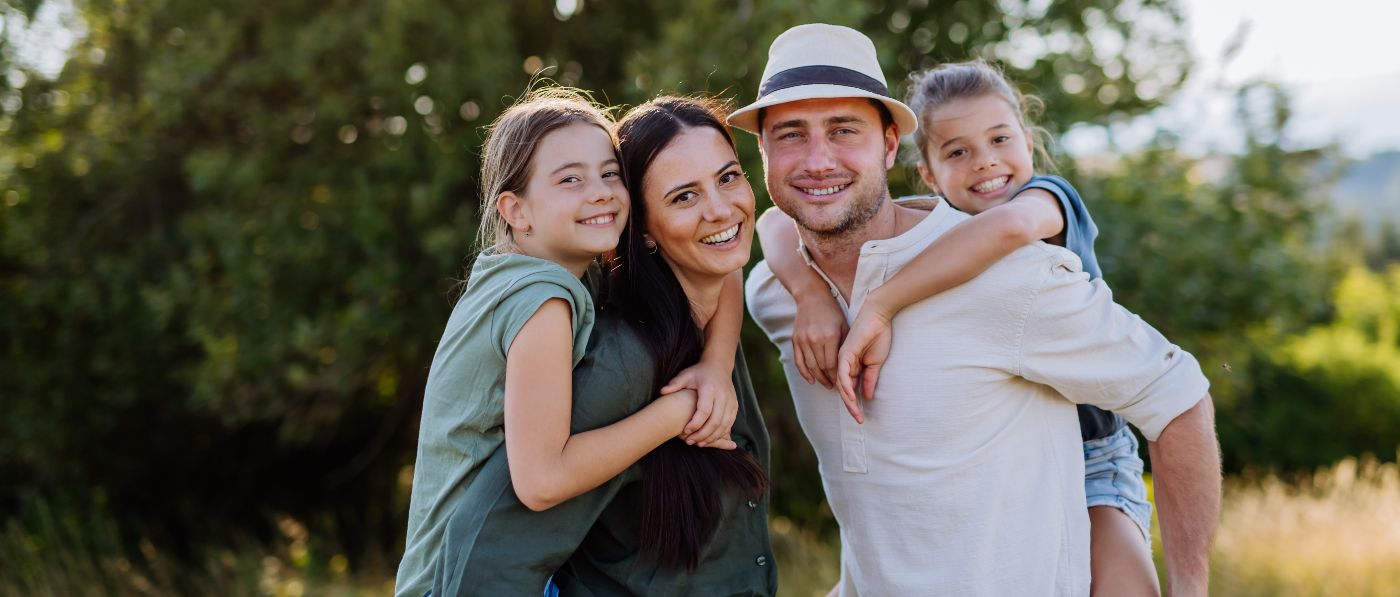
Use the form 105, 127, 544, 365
973, 177, 1009, 193
701, 224, 740, 245
804, 184, 848, 196
579, 214, 614, 225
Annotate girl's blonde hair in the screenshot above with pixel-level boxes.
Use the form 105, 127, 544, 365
906, 60, 1055, 172
477, 86, 616, 252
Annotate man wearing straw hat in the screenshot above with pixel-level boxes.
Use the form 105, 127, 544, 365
739, 24, 1220, 595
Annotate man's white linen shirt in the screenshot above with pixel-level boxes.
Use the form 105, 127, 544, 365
745, 199, 1210, 596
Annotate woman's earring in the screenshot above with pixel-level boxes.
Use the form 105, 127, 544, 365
522, 227, 532, 237
644, 238, 658, 254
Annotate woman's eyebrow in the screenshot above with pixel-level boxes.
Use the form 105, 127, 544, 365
663, 179, 699, 198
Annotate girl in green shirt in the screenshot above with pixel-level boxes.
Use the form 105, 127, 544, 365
396, 88, 743, 597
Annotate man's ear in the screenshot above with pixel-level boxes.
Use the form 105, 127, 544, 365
882, 125, 899, 170
497, 191, 530, 232
916, 161, 940, 195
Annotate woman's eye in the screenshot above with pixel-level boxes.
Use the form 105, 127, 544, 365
671, 190, 697, 204
602, 170, 621, 179
719, 170, 744, 185
992, 135, 1010, 144
560, 175, 581, 184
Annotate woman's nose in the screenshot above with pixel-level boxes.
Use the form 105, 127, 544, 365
701, 191, 735, 221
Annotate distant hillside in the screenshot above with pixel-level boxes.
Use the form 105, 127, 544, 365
1325, 151, 1400, 229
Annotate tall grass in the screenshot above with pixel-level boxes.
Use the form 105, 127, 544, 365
1205, 455, 1400, 596
0, 501, 390, 596
775, 456, 1400, 597
4, 456, 1397, 596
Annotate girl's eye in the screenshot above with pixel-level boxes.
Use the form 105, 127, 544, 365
602, 170, 621, 179
947, 148, 966, 159
992, 135, 1010, 144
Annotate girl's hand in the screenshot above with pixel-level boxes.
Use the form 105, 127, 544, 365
836, 305, 895, 423
791, 291, 847, 389
661, 363, 739, 450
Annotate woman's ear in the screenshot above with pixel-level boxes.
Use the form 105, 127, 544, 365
916, 162, 940, 195
497, 191, 531, 234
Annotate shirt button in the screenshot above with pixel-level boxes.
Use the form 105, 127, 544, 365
747, 499, 757, 509
756, 555, 767, 566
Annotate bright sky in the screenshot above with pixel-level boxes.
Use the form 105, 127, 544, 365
1065, 0, 1400, 157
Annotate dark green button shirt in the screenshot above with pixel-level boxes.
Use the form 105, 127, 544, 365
432, 308, 777, 596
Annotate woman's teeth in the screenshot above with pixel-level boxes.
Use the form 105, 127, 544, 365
804, 184, 849, 196
972, 177, 1009, 193
701, 224, 740, 245
579, 214, 614, 225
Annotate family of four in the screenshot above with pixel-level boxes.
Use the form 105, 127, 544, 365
395, 23, 1221, 597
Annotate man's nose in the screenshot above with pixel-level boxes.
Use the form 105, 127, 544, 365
801, 136, 839, 175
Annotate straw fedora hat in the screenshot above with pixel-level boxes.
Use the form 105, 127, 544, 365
728, 23, 918, 137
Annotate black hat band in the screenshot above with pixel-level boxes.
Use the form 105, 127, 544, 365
759, 65, 891, 99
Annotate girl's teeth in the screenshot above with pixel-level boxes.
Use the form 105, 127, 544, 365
805, 185, 848, 196
973, 177, 1008, 193
580, 214, 614, 225
701, 224, 740, 244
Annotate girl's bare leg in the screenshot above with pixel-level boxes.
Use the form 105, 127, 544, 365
1088, 505, 1160, 597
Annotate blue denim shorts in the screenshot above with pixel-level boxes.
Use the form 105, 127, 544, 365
1083, 425, 1152, 543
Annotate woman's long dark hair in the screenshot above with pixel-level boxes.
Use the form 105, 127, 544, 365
611, 96, 768, 571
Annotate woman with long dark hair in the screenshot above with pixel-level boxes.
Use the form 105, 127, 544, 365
430, 96, 775, 596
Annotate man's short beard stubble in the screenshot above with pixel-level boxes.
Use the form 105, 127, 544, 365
776, 170, 891, 241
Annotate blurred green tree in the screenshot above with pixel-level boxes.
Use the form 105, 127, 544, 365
1233, 265, 1400, 472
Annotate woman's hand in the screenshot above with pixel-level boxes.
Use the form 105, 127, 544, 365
791, 291, 847, 389
661, 363, 739, 450
836, 304, 895, 422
